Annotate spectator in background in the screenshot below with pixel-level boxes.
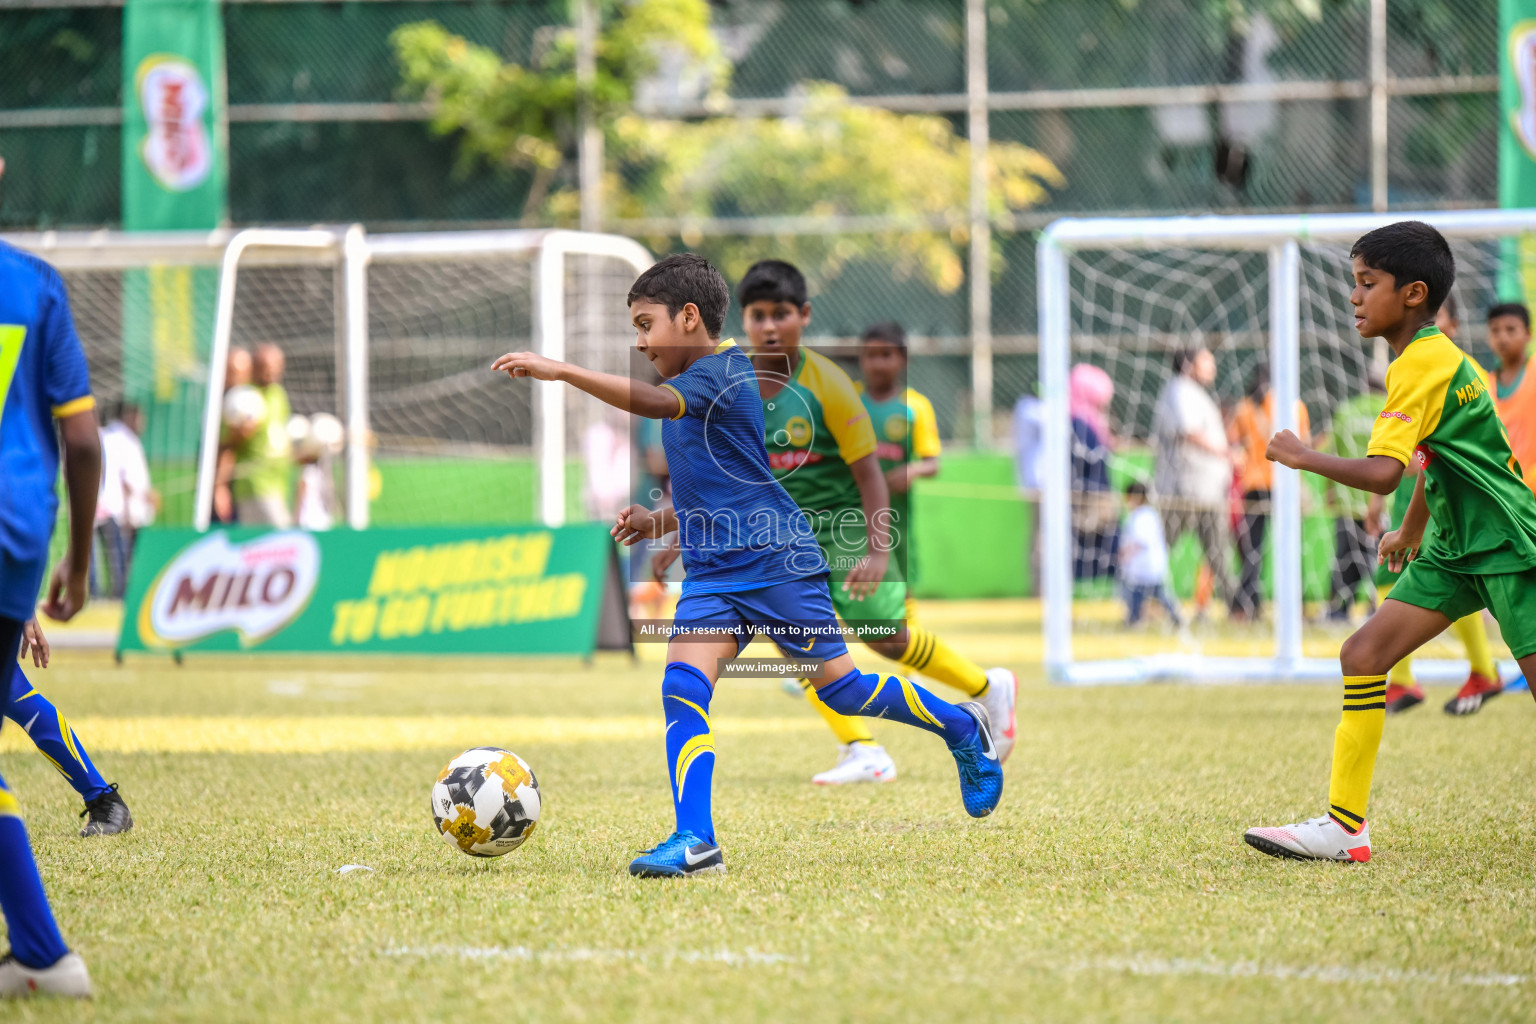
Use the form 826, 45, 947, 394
1322, 367, 1388, 620
1069, 363, 1118, 580
1012, 389, 1043, 595
93, 403, 156, 599
213, 345, 253, 524
1227, 365, 1311, 620
229, 343, 294, 528
1120, 481, 1183, 627
1151, 347, 1235, 616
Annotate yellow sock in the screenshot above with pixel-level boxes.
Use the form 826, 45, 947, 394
1451, 612, 1497, 679
899, 626, 989, 698
1328, 674, 1386, 832
801, 680, 876, 746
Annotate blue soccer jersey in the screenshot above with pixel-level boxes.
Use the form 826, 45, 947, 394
658, 339, 827, 593
0, 242, 94, 620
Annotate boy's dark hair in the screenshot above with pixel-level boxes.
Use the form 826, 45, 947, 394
861, 321, 907, 351
1488, 301, 1531, 329
1247, 364, 1269, 400
1172, 349, 1200, 374
1125, 480, 1148, 500
737, 259, 808, 308
1348, 220, 1455, 316
627, 253, 730, 338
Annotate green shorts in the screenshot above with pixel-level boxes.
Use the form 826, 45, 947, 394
822, 529, 908, 640
1388, 560, 1536, 658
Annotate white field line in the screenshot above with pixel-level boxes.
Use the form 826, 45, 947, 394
1069, 956, 1528, 988
0, 715, 819, 754
381, 945, 801, 967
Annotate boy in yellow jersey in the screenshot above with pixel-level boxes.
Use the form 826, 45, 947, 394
1247, 221, 1536, 863
735, 261, 1016, 784
1368, 293, 1504, 716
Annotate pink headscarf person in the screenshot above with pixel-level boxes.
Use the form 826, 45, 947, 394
1068, 362, 1115, 446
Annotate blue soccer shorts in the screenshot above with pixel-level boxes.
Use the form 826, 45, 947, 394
671, 575, 850, 661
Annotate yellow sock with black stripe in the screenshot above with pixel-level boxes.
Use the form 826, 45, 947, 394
1328, 674, 1386, 833
1451, 612, 1497, 679
898, 627, 989, 698
800, 680, 877, 746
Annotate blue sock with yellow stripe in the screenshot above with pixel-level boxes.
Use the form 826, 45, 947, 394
7, 670, 110, 802
0, 774, 71, 968
817, 669, 978, 748
662, 663, 715, 845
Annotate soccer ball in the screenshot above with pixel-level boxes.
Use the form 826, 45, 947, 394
431, 747, 542, 857
222, 385, 266, 430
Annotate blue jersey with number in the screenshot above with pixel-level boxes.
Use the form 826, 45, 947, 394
657, 339, 827, 594
0, 242, 94, 620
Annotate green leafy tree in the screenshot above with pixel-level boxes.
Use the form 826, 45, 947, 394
393, 3, 1062, 293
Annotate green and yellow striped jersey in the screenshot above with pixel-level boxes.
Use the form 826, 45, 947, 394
760, 347, 877, 523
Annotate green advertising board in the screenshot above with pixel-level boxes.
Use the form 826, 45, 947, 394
1501, 0, 1536, 300
117, 525, 632, 657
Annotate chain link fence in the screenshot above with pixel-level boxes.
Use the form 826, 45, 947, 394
0, 0, 1505, 445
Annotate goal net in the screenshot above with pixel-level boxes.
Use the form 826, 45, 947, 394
1037, 210, 1536, 685
2, 228, 651, 542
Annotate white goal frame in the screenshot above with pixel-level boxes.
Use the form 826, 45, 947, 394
190, 226, 652, 531
1037, 208, 1536, 686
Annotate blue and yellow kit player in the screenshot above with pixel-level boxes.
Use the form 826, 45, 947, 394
732, 261, 1017, 786
0, 236, 100, 996
1248, 221, 1536, 863
492, 253, 1003, 878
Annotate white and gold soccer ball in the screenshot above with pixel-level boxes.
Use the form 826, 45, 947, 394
431, 747, 542, 857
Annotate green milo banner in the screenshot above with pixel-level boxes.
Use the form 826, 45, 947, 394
1501, 0, 1536, 301
117, 525, 632, 657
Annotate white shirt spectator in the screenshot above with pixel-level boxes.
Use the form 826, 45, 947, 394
1121, 505, 1170, 585
1152, 375, 1229, 507
98, 419, 155, 528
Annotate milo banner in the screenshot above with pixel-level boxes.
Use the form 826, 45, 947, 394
116, 525, 632, 657
121, 0, 228, 504
1502, 0, 1536, 300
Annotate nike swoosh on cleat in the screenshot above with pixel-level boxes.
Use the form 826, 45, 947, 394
683, 845, 718, 866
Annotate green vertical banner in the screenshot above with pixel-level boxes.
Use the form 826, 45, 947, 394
121, 0, 228, 525
1500, 0, 1536, 301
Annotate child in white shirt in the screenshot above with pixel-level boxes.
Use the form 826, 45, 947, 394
1120, 481, 1183, 626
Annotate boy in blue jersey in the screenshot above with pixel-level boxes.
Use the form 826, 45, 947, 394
493, 254, 1003, 878
0, 231, 100, 996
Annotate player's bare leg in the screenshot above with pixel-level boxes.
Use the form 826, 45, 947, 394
1246, 599, 1452, 862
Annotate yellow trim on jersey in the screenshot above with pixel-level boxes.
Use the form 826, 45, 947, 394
905, 387, 942, 459
51, 394, 95, 419
0, 787, 19, 818
659, 383, 686, 420
714, 337, 738, 353
800, 348, 877, 464
1367, 330, 1463, 465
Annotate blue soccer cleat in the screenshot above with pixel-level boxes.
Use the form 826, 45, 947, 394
628, 831, 726, 878
951, 702, 1004, 818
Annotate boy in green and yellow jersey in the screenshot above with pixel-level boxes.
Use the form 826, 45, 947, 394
1247, 221, 1536, 864
737, 261, 1017, 784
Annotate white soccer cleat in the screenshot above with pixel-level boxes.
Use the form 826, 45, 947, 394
811, 743, 897, 785
0, 952, 92, 998
1244, 815, 1371, 863
981, 667, 1018, 763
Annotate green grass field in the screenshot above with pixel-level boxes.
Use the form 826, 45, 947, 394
3, 607, 1535, 1023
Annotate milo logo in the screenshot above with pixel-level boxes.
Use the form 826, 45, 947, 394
136, 54, 213, 191
138, 532, 320, 648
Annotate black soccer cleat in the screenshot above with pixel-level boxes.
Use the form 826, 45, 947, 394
79, 784, 133, 838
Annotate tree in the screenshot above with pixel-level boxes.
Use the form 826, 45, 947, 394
393, 3, 1062, 294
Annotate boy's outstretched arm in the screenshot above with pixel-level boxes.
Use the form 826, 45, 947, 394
612, 503, 678, 546
1266, 428, 1403, 494
493, 351, 682, 420
844, 453, 892, 598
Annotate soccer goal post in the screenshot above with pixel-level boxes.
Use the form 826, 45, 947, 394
1036, 208, 1536, 686
191, 226, 652, 532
